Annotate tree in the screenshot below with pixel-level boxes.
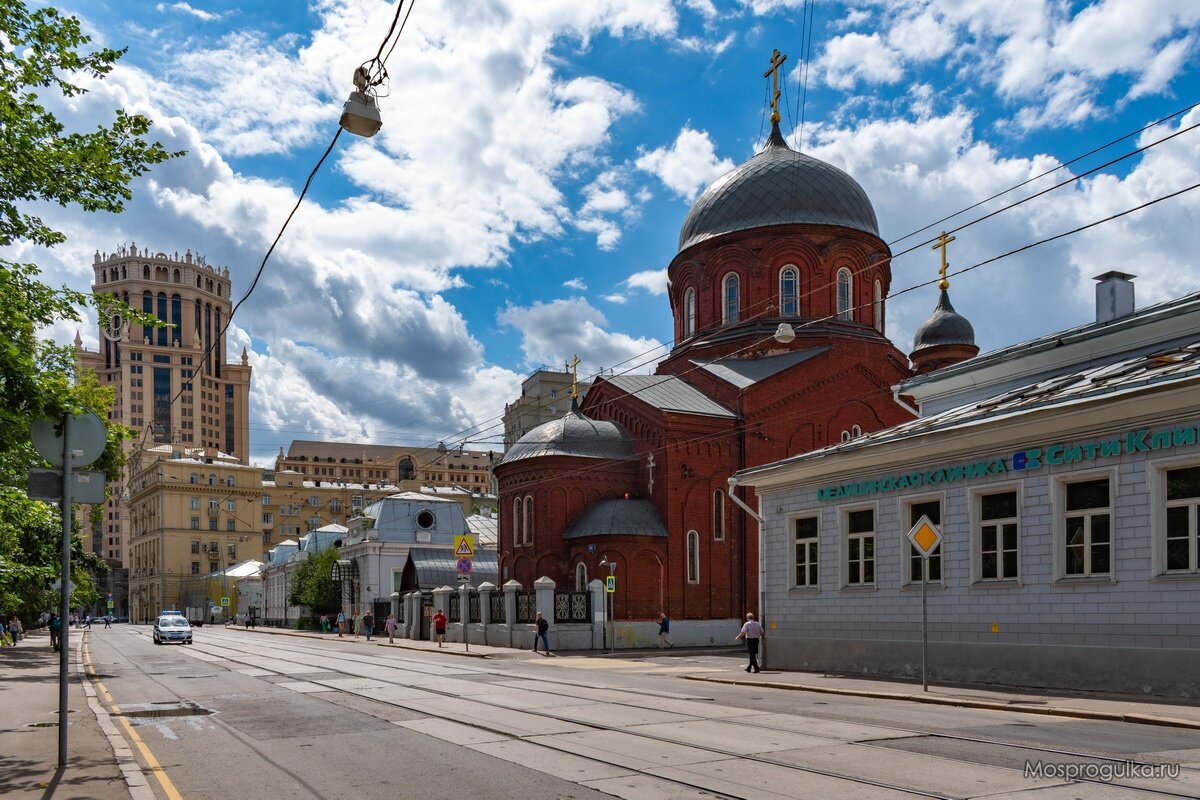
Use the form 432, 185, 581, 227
0, 1, 180, 619
287, 548, 342, 618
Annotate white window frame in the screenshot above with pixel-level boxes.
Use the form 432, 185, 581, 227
683, 287, 696, 339
836, 268, 853, 321
686, 529, 700, 584
575, 562, 588, 591
722, 272, 740, 324
873, 278, 883, 331
969, 482, 1022, 585
512, 497, 522, 547
190, 497, 200, 510
1149, 456, 1200, 577
841, 503, 877, 588
523, 495, 534, 546
779, 265, 799, 316
1053, 468, 1117, 582
791, 514, 819, 589
900, 492, 945, 586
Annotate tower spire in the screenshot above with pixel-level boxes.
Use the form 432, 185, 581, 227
932, 231, 956, 290
764, 49, 788, 125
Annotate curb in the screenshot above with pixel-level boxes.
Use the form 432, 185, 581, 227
79, 638, 157, 800
681, 676, 1200, 731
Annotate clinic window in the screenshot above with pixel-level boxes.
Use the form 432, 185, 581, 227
794, 516, 818, 588
1166, 466, 1200, 572
1064, 478, 1111, 577
980, 491, 1019, 581
845, 509, 875, 586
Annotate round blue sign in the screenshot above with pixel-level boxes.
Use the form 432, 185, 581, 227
456, 557, 473, 575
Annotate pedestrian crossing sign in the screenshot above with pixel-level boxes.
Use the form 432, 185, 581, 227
606, 576, 616, 593
453, 535, 475, 557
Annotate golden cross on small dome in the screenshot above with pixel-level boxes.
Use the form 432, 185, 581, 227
569, 354, 581, 400
932, 231, 956, 290
764, 49, 788, 124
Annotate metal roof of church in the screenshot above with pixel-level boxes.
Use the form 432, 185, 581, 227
605, 374, 737, 417
563, 499, 668, 539
691, 347, 829, 389
499, 409, 637, 466
677, 123, 879, 253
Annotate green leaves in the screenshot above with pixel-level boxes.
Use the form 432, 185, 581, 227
287, 547, 342, 614
0, 0, 179, 616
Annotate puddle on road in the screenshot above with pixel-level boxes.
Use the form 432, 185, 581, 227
113, 704, 214, 719
26, 721, 67, 728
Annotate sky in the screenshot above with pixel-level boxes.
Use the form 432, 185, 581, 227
15, 0, 1200, 465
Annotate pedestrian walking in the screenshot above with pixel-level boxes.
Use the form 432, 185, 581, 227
336, 610, 346, 637
735, 612, 764, 673
385, 612, 398, 644
433, 610, 447, 647
13, 615, 25, 642
103, 614, 112, 629
49, 613, 61, 651
1, 619, 11, 647
657, 612, 673, 648
533, 611, 551, 655
363, 610, 374, 641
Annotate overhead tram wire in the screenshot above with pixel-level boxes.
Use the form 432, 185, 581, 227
888, 100, 1200, 248
316, 102, 1200, 460
132, 1, 416, 456
451, 176, 1200, 492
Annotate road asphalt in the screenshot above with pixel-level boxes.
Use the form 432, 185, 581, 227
5, 623, 1200, 799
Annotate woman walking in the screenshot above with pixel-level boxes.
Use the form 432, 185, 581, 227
385, 612, 398, 644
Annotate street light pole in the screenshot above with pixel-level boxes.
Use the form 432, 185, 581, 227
600, 556, 617, 654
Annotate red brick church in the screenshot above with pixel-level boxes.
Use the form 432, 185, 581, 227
494, 59, 977, 629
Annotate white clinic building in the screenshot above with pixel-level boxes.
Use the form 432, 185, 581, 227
736, 274, 1200, 696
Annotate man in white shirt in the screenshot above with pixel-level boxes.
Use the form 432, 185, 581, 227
735, 612, 764, 673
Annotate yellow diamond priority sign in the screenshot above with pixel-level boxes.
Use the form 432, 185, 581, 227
907, 516, 942, 558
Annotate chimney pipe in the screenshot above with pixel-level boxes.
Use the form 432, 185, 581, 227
1094, 271, 1135, 324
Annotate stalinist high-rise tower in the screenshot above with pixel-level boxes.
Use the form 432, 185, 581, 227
75, 243, 252, 571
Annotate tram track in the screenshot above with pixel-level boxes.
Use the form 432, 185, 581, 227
160, 628, 1198, 800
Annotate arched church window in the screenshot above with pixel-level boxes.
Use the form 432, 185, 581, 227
779, 266, 799, 316
712, 490, 725, 541
687, 530, 700, 584
852, 424, 862, 437
722, 273, 740, 324
575, 562, 587, 591
512, 498, 522, 545
837, 269, 853, 321
523, 495, 533, 546
841, 430, 851, 443
873, 279, 883, 331
683, 287, 696, 339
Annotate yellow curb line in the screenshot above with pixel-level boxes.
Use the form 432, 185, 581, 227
83, 638, 185, 800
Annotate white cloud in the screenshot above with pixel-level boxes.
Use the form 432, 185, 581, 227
819, 32, 904, 89
497, 298, 663, 376
635, 127, 734, 200
625, 268, 668, 295
563, 277, 587, 290
603, 294, 628, 304
155, 2, 223, 22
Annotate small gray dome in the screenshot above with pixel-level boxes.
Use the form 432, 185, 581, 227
500, 408, 636, 466
677, 123, 879, 253
913, 288, 976, 351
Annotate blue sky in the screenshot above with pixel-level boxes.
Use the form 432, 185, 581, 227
22, 0, 1200, 463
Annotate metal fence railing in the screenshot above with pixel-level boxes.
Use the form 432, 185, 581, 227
514, 591, 537, 624
489, 592, 505, 623
553, 591, 590, 623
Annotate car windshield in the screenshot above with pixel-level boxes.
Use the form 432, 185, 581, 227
158, 618, 189, 628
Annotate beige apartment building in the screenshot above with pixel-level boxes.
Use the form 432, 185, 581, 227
75, 243, 252, 571
262, 470, 395, 540
275, 440, 496, 495
502, 368, 590, 450
126, 445, 261, 624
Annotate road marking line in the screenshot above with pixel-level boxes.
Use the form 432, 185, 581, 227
83, 638, 185, 800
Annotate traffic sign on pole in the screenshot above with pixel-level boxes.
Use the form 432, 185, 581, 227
605, 575, 616, 593
906, 515, 942, 693
456, 557, 473, 575
453, 535, 475, 557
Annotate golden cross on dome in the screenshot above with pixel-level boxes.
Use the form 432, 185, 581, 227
764, 49, 788, 124
932, 231, 956, 290
569, 354, 581, 400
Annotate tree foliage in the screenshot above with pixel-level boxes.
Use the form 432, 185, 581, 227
0, 0, 180, 619
287, 548, 341, 615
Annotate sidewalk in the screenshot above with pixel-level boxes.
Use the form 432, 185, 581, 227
683, 665, 1200, 730
0, 630, 133, 799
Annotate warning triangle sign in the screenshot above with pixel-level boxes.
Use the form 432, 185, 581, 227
454, 537, 474, 557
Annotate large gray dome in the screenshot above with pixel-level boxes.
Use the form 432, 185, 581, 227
913, 288, 976, 352
500, 408, 636, 466
677, 124, 879, 253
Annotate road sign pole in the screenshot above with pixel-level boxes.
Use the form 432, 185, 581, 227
921, 558, 928, 693
59, 413, 72, 768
